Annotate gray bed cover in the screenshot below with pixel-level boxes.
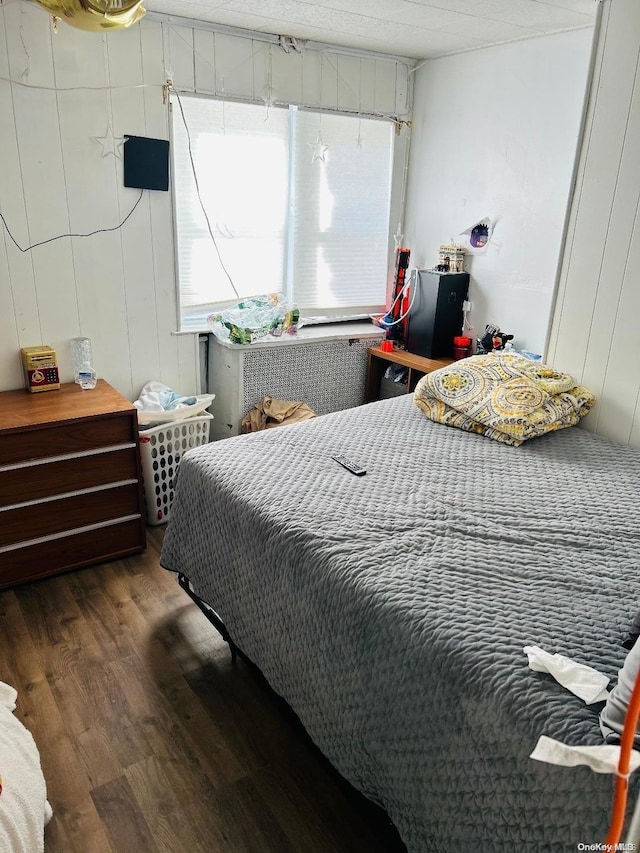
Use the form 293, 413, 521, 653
160, 394, 640, 852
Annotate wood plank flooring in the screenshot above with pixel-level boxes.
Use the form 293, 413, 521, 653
0, 528, 407, 853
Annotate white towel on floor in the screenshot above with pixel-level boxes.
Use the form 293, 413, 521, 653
0, 681, 52, 853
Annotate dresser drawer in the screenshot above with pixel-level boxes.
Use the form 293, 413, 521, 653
0, 447, 138, 508
0, 414, 135, 466
0, 483, 141, 548
0, 518, 145, 589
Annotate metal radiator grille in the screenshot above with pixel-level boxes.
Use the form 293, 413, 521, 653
242, 338, 380, 416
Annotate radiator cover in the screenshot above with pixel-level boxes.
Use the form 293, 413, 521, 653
207, 329, 383, 440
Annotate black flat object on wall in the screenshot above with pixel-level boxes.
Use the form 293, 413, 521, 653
124, 135, 170, 191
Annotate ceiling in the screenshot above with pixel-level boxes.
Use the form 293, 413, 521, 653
144, 0, 597, 60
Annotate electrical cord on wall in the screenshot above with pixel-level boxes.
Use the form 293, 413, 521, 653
170, 87, 240, 299
0, 188, 144, 253
370, 267, 417, 326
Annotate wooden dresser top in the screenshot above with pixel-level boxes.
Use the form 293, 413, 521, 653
0, 380, 135, 432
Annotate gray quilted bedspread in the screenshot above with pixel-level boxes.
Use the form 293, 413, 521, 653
160, 395, 640, 852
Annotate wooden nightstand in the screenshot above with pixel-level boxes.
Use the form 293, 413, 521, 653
365, 346, 452, 403
0, 380, 146, 588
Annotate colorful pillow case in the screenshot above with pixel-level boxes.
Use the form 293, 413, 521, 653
413, 353, 595, 446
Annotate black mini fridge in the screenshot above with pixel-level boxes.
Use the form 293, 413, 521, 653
405, 270, 470, 359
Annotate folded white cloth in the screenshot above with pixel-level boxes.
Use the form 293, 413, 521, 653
524, 645, 610, 704
0, 681, 52, 853
531, 734, 640, 775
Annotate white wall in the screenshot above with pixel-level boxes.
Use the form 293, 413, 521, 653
404, 29, 592, 354
0, 7, 198, 400
0, 4, 410, 399
547, 0, 640, 448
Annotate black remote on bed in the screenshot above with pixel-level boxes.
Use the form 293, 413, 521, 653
331, 455, 367, 476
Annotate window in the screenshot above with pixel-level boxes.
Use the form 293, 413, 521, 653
172, 95, 395, 329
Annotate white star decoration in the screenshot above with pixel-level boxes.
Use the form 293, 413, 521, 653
93, 122, 124, 160
309, 134, 328, 164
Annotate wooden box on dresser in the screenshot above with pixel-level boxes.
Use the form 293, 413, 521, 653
0, 379, 146, 589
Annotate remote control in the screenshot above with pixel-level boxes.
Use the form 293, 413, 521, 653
331, 454, 367, 476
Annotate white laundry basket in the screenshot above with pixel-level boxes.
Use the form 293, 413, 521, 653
139, 413, 213, 525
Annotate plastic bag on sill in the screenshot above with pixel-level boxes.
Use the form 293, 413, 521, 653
207, 293, 302, 345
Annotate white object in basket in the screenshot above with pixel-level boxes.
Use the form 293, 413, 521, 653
135, 396, 214, 426
139, 414, 212, 525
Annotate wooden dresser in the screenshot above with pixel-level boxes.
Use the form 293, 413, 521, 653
0, 380, 146, 589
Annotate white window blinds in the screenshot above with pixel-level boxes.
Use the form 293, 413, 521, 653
288, 110, 393, 315
172, 95, 394, 328
172, 97, 289, 313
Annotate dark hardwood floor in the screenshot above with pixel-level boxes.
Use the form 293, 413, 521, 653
0, 528, 407, 853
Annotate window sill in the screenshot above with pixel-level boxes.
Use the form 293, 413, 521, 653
203, 320, 384, 349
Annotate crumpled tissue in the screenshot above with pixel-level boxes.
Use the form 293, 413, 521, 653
524, 645, 610, 704
530, 734, 640, 775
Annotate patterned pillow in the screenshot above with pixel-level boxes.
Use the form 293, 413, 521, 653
413, 353, 595, 446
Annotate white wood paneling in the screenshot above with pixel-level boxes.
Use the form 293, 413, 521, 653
214, 32, 255, 97
109, 27, 162, 396
395, 61, 409, 116
374, 59, 397, 115
336, 54, 360, 113
167, 24, 194, 90
301, 50, 322, 106
182, 21, 412, 117
359, 58, 376, 113
12, 72, 79, 376
0, 77, 41, 364
250, 41, 269, 103
319, 52, 339, 108
0, 3, 410, 401
270, 42, 302, 105
193, 28, 216, 93
4, 1, 52, 88
0, 66, 22, 390
0, 3, 199, 400
141, 19, 185, 396
548, 0, 640, 447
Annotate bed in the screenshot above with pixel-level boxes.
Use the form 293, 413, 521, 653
160, 384, 640, 852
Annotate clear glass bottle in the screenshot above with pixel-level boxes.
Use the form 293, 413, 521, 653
70, 337, 93, 384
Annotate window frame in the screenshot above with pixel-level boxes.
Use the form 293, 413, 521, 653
170, 92, 407, 332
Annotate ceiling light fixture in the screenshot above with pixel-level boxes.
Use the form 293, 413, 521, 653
34, 0, 146, 32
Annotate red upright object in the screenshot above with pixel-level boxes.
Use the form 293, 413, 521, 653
387, 247, 410, 346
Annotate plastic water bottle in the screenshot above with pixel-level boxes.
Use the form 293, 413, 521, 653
77, 361, 97, 390
70, 337, 93, 384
